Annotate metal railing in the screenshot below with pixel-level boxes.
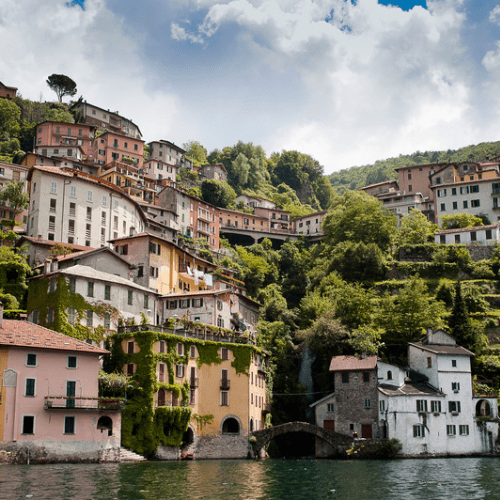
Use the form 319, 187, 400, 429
44, 396, 125, 411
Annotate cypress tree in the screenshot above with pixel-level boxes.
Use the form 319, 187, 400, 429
449, 281, 475, 350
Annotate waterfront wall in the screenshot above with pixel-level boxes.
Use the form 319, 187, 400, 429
0, 441, 121, 464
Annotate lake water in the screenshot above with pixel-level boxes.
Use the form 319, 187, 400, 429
1, 457, 500, 500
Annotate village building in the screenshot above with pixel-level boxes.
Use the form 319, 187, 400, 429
27, 246, 156, 334
197, 163, 227, 182
430, 160, 500, 226
110, 324, 267, 459
0, 161, 30, 235
34, 121, 97, 165
293, 211, 327, 236
71, 100, 142, 140
434, 224, 500, 245
0, 82, 17, 99
26, 166, 147, 248
0, 308, 122, 462
142, 159, 177, 185
379, 329, 499, 455
147, 140, 191, 170
95, 131, 144, 169
110, 232, 218, 295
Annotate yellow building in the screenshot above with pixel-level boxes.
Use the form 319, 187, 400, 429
114, 325, 268, 459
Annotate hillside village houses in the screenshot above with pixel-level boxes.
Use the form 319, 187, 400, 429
0, 306, 123, 462
311, 329, 499, 456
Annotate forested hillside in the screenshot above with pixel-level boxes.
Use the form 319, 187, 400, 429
327, 142, 500, 192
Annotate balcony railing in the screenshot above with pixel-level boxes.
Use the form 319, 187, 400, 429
44, 396, 125, 411
190, 377, 199, 388
220, 379, 230, 390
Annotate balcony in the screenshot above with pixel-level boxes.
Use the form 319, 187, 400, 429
44, 396, 125, 411
190, 377, 199, 388
220, 379, 230, 390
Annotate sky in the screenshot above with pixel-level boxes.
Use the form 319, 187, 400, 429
1, 0, 500, 174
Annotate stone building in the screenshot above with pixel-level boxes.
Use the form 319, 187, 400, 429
328, 355, 379, 438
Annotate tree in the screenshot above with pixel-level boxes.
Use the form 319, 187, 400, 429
0, 181, 29, 214
448, 281, 476, 351
322, 190, 397, 252
200, 179, 236, 208
183, 141, 207, 167
398, 209, 437, 245
440, 213, 482, 229
46, 74, 77, 103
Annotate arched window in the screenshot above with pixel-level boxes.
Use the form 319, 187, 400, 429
250, 418, 254, 432
387, 371, 393, 380
222, 417, 240, 434
97, 416, 113, 436
476, 400, 491, 417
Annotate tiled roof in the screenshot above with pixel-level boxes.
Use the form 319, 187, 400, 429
20, 236, 90, 251
409, 343, 475, 357
434, 224, 498, 235
329, 355, 377, 372
0, 320, 108, 354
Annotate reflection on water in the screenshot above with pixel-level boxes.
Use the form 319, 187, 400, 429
1, 457, 500, 500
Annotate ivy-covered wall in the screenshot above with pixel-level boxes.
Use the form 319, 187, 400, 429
27, 274, 119, 343
107, 329, 261, 457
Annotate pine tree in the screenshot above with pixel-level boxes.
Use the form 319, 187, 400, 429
449, 281, 475, 350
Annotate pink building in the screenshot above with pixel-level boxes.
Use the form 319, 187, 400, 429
96, 131, 144, 169
0, 312, 123, 462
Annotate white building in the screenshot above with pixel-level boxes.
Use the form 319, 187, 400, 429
27, 166, 147, 248
293, 211, 327, 236
378, 329, 499, 455
434, 224, 500, 245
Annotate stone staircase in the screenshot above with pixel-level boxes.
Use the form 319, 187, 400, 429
119, 447, 147, 462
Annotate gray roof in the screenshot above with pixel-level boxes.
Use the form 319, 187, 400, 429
309, 392, 335, 408
378, 381, 444, 397
60, 265, 155, 294
409, 343, 475, 357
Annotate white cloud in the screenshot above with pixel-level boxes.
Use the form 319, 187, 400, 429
0, 0, 181, 144
489, 5, 500, 26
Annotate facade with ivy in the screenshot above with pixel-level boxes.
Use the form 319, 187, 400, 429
107, 326, 268, 459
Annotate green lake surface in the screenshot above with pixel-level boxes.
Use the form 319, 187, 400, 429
1, 457, 500, 500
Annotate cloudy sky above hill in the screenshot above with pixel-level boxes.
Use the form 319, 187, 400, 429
1, 0, 500, 173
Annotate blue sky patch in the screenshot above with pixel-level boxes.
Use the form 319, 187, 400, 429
66, 0, 85, 10
378, 0, 426, 10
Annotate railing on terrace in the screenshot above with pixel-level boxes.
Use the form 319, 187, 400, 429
117, 324, 256, 345
44, 396, 125, 411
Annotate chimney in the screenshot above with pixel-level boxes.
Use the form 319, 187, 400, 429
0, 301, 4, 328
38, 234, 42, 242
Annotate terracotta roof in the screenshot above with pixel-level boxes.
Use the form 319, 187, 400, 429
409, 343, 475, 357
434, 224, 498, 235
19, 236, 90, 251
162, 290, 226, 299
0, 320, 108, 354
329, 355, 377, 372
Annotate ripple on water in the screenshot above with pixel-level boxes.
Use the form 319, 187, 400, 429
0, 458, 500, 500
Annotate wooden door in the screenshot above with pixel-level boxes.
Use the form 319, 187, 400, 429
361, 424, 372, 438
324, 420, 335, 431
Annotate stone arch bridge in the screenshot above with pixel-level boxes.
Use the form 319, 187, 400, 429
250, 422, 353, 458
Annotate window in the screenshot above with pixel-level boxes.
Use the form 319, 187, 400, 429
127, 363, 134, 376
427, 357, 432, 368
437, 189, 447, 197
159, 363, 165, 383
463, 200, 468, 209
387, 370, 393, 380
49, 278, 56, 293
50, 181, 57, 194
342, 373, 349, 383
177, 343, 184, 356
440, 203, 446, 212
327, 403, 334, 413
69, 277, 76, 293
470, 185, 479, 193
86, 207, 92, 220
448, 401, 461, 413
87, 281, 94, 297
452, 359, 457, 367
150, 267, 158, 278
70, 185, 76, 198
176, 364, 184, 378
416, 400, 428, 412
190, 345, 196, 358
104, 313, 110, 329
68, 219, 75, 235
47, 308, 54, 323
22, 416, 34, 434
67, 308, 75, 325
486, 229, 492, 240
453, 202, 458, 210
363, 372, 370, 383
86, 310, 93, 327
447, 425, 456, 436
452, 187, 457, 196
459, 425, 469, 436
455, 235, 460, 244
471, 199, 480, 208
431, 400, 441, 413
88, 190, 93, 202
380, 400, 385, 413
159, 340, 166, 353
221, 391, 229, 406
364, 399, 371, 408
50, 198, 57, 212
471, 231, 477, 242
105, 284, 111, 300
127, 341, 135, 354
221, 347, 229, 360
413, 424, 425, 437
128, 290, 133, 305
144, 295, 148, 308
25, 378, 35, 396
452, 382, 460, 392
